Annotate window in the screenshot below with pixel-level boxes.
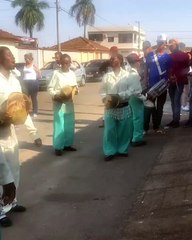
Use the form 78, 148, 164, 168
118, 33, 133, 43
88, 33, 103, 41
108, 37, 114, 42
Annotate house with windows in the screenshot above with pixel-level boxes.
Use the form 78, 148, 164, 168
87, 26, 145, 56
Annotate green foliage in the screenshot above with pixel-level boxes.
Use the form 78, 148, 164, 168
11, 0, 49, 38
70, 0, 96, 37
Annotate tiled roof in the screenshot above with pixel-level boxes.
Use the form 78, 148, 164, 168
48, 37, 109, 52
0, 29, 21, 42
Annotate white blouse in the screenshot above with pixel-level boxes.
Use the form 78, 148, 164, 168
23, 65, 37, 81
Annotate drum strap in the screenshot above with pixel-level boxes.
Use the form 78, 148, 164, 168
153, 53, 166, 77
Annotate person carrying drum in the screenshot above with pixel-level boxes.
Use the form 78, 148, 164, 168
0, 46, 42, 227
100, 54, 132, 161
143, 34, 172, 133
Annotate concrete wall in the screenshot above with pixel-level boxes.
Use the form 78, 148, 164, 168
0, 41, 109, 68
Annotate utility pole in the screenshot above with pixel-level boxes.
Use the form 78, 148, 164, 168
56, 0, 61, 52
135, 21, 141, 55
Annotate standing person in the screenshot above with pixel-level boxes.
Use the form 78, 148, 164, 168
179, 42, 190, 112
53, 51, 62, 69
144, 34, 172, 133
99, 46, 122, 128
100, 54, 133, 161
167, 39, 190, 128
126, 53, 146, 146
0, 46, 42, 227
23, 53, 41, 118
48, 54, 78, 156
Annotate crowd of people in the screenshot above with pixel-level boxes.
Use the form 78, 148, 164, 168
100, 33, 192, 161
0, 32, 192, 236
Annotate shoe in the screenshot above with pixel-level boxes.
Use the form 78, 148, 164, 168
181, 105, 189, 111
55, 149, 63, 156
184, 120, 192, 128
11, 205, 26, 213
104, 155, 115, 161
0, 216, 12, 227
63, 146, 77, 151
131, 140, 146, 147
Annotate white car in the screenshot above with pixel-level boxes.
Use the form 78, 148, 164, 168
41, 60, 86, 89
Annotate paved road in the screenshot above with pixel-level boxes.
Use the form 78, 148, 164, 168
3, 83, 187, 240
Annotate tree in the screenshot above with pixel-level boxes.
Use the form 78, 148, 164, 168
70, 0, 96, 38
11, 0, 49, 38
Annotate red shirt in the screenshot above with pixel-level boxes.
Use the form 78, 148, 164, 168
170, 51, 190, 84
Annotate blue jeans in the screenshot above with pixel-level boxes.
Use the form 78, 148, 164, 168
23, 80, 39, 115
168, 83, 184, 123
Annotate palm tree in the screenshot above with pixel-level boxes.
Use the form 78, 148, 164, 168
70, 0, 96, 38
11, 0, 49, 38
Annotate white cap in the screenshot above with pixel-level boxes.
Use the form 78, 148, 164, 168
157, 33, 167, 43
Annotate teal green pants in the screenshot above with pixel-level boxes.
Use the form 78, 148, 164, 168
103, 113, 133, 156
53, 102, 75, 150
129, 96, 144, 142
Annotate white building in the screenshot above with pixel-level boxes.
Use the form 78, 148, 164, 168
87, 26, 145, 56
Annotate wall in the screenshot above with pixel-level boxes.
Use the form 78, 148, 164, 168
0, 40, 109, 68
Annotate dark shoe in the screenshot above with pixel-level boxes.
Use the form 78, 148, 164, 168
104, 155, 115, 161
55, 149, 63, 156
63, 146, 77, 151
11, 205, 26, 213
0, 216, 12, 227
131, 140, 146, 147
184, 120, 192, 128
118, 153, 128, 157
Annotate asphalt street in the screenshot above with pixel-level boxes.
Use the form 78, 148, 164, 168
2, 82, 188, 240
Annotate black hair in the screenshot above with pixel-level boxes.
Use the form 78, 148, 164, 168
110, 54, 124, 67
0, 46, 9, 60
61, 54, 71, 62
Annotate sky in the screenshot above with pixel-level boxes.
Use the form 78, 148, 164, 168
1, 0, 192, 47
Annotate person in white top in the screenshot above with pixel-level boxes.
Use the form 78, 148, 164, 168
0, 47, 42, 227
48, 54, 78, 156
126, 53, 146, 146
100, 54, 133, 161
23, 53, 41, 118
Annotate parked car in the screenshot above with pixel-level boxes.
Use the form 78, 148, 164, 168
85, 59, 110, 82
40, 60, 86, 89
85, 58, 131, 82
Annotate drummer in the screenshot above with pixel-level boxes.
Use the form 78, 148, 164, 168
48, 54, 78, 156
0, 46, 42, 227
100, 54, 133, 161
144, 34, 172, 133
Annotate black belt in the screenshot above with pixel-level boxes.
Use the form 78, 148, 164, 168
116, 102, 128, 108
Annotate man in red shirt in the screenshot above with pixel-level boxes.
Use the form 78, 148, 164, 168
167, 39, 190, 128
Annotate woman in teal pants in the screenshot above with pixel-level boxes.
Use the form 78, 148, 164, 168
101, 54, 133, 161
126, 53, 146, 146
48, 54, 78, 156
